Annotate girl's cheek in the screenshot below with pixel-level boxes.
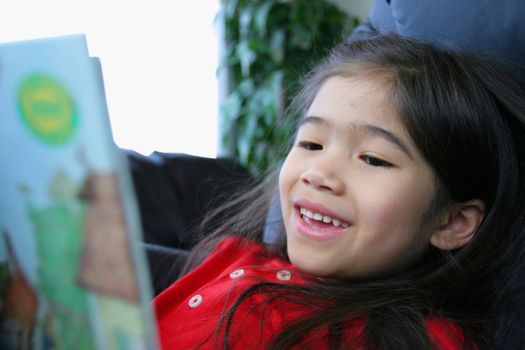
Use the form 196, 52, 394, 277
360, 195, 400, 226
358, 185, 417, 228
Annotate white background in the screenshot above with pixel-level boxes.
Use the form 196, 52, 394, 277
1, 0, 221, 158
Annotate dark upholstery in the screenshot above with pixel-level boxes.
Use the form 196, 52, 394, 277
140, 242, 189, 296
127, 150, 253, 249
350, 0, 525, 80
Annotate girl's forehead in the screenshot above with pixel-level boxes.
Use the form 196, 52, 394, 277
307, 76, 401, 130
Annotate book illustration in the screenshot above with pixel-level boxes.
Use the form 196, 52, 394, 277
18, 73, 79, 146
26, 168, 96, 350
4, 167, 146, 349
0, 230, 39, 350
77, 172, 140, 303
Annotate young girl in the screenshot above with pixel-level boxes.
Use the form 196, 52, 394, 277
153, 33, 525, 349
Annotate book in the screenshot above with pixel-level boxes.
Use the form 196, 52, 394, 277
0, 34, 159, 350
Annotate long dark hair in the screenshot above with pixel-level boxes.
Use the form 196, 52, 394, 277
183, 33, 525, 349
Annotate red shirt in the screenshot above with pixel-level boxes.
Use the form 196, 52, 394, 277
153, 237, 474, 349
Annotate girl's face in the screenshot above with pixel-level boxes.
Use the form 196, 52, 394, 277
279, 76, 438, 280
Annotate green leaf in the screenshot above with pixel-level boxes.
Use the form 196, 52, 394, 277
237, 40, 257, 77
238, 78, 255, 97
239, 5, 255, 38
269, 70, 284, 122
220, 91, 242, 126
290, 26, 312, 50
269, 30, 285, 64
237, 112, 260, 165
247, 38, 267, 53
254, 1, 276, 36
222, 0, 238, 21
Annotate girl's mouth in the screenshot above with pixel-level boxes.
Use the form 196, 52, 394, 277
299, 207, 350, 228
294, 205, 351, 241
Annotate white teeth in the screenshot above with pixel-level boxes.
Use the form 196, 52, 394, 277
299, 207, 349, 228
301, 207, 316, 219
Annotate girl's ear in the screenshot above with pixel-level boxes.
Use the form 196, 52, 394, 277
430, 199, 485, 250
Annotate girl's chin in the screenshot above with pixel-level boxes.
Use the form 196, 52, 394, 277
286, 242, 342, 279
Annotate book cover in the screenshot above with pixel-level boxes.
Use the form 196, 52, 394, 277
0, 34, 158, 350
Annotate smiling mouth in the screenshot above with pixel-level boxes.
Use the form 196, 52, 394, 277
299, 207, 350, 228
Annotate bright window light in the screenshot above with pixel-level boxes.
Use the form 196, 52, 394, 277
1, 0, 220, 158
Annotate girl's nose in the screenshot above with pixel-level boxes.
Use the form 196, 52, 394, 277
300, 161, 345, 195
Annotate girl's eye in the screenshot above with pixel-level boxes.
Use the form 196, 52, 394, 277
297, 141, 323, 151
360, 155, 393, 168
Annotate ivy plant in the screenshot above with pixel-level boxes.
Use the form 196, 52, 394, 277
219, 0, 358, 176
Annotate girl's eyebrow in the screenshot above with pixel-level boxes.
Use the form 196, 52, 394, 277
361, 124, 413, 159
297, 115, 327, 128
299, 115, 413, 159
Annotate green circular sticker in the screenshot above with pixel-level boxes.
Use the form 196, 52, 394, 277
18, 74, 78, 145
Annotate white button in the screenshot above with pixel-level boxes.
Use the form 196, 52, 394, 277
188, 294, 203, 308
229, 269, 245, 279
276, 270, 292, 281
